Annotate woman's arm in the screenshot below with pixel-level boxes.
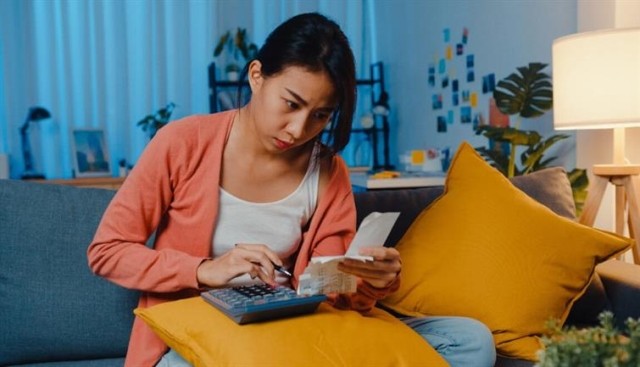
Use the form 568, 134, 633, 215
87, 120, 208, 293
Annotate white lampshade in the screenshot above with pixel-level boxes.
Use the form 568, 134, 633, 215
552, 27, 640, 130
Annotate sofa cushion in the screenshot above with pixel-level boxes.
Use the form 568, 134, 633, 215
379, 142, 631, 361
354, 166, 610, 328
135, 297, 448, 366
354, 166, 577, 248
0, 181, 139, 365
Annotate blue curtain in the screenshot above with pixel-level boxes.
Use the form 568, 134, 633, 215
0, 0, 378, 179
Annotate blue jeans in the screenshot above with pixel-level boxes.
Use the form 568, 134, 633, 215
402, 316, 496, 367
156, 349, 190, 367
157, 316, 496, 367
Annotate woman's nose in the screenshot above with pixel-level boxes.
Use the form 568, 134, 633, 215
285, 113, 308, 139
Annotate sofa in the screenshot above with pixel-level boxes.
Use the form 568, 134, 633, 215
1, 170, 640, 366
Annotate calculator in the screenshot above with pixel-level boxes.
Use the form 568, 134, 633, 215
201, 284, 327, 324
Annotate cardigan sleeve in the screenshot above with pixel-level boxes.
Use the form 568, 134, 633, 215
87, 120, 207, 293
301, 155, 401, 313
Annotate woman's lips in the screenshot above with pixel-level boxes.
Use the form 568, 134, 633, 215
274, 138, 293, 150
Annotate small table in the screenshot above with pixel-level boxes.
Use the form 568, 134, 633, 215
350, 171, 445, 191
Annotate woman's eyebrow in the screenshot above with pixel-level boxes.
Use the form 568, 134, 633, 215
284, 88, 309, 107
284, 88, 336, 112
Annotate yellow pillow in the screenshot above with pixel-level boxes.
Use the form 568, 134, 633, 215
380, 141, 631, 361
135, 297, 447, 367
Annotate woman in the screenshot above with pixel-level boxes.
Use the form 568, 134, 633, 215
88, 12, 495, 367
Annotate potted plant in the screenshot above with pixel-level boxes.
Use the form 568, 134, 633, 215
136, 102, 175, 139
213, 28, 258, 81
536, 311, 640, 366
474, 62, 589, 215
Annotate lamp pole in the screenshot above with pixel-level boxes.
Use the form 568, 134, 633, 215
19, 107, 50, 180
20, 117, 35, 174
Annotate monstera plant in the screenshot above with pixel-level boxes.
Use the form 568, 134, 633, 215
475, 62, 589, 215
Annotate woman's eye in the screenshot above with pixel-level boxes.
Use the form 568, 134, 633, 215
286, 100, 299, 110
314, 112, 329, 120
315, 111, 334, 122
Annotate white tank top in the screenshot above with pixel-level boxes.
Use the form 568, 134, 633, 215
212, 150, 320, 285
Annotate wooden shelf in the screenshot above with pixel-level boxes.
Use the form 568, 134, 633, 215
350, 171, 445, 190
40, 177, 125, 190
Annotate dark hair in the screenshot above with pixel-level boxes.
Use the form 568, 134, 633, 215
238, 12, 356, 156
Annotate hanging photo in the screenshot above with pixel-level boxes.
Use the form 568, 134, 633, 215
71, 129, 111, 178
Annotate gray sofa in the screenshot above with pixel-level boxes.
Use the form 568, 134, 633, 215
1, 168, 639, 366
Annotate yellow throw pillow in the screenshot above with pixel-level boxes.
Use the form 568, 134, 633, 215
135, 297, 447, 367
380, 141, 631, 361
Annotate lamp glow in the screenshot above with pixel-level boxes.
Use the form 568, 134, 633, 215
553, 27, 640, 131
552, 27, 640, 264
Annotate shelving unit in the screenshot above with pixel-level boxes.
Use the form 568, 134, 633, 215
207, 61, 391, 169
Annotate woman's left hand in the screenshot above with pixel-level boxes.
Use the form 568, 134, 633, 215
337, 246, 401, 289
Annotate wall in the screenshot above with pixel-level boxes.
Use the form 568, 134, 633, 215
373, 0, 577, 168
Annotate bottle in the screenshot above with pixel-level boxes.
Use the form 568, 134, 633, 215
353, 135, 373, 169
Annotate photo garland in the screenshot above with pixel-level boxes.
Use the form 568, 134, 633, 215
429, 27, 497, 133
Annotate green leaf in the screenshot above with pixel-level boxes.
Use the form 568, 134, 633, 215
136, 102, 176, 139
474, 147, 509, 176
493, 62, 553, 119
568, 168, 589, 217
520, 134, 568, 173
214, 28, 258, 64
477, 126, 541, 146
213, 32, 230, 57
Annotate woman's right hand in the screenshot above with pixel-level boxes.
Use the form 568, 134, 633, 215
196, 243, 283, 288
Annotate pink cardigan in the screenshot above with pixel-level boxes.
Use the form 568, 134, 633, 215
88, 110, 399, 366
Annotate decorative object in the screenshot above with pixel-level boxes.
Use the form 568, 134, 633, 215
118, 159, 129, 177
213, 28, 258, 81
136, 102, 175, 139
380, 142, 630, 361
536, 311, 640, 366
474, 62, 589, 215
372, 91, 390, 116
19, 106, 50, 179
552, 27, 640, 264
71, 129, 111, 178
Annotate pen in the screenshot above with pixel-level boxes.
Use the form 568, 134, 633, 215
272, 262, 292, 277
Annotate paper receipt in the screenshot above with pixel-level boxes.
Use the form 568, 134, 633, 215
297, 212, 400, 295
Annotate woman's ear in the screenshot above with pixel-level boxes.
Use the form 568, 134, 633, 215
247, 60, 263, 92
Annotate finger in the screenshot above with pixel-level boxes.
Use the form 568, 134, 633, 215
359, 274, 399, 289
252, 264, 278, 286
234, 243, 283, 267
338, 261, 399, 279
358, 246, 400, 260
341, 257, 401, 274
232, 246, 276, 276
337, 263, 399, 288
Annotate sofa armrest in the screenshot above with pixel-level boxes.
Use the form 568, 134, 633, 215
596, 259, 640, 326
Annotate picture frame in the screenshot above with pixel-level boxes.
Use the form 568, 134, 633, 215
71, 129, 111, 178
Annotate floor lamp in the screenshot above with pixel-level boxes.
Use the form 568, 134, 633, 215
552, 27, 640, 264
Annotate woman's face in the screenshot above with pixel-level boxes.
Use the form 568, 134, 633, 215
247, 61, 337, 154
